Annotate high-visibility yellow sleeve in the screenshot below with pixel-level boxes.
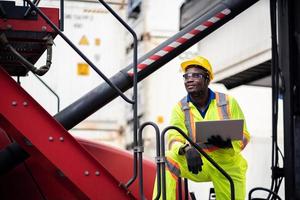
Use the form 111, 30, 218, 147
167, 103, 187, 153
228, 96, 251, 153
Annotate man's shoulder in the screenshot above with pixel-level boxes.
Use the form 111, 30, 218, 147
174, 96, 188, 109
213, 91, 239, 106
214, 91, 234, 99
179, 96, 188, 103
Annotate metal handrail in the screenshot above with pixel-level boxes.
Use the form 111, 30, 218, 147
32, 74, 60, 112
98, 0, 141, 188
23, 0, 134, 104
160, 126, 235, 200
96, 0, 140, 193
133, 122, 160, 200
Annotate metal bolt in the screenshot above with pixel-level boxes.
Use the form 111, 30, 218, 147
95, 171, 100, 176
59, 137, 64, 142
48, 136, 54, 141
6, 24, 12, 30
11, 101, 17, 106
23, 101, 28, 107
41, 26, 47, 31
84, 171, 89, 176
31, 10, 37, 16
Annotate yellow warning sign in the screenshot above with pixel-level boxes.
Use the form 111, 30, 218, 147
95, 38, 101, 46
77, 63, 90, 76
79, 35, 89, 46
156, 115, 164, 124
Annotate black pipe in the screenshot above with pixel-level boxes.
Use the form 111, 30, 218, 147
248, 187, 282, 200
54, 0, 259, 130
0, 142, 30, 175
160, 126, 235, 200
60, 0, 64, 31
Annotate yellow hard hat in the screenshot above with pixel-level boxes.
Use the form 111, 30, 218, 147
180, 56, 214, 80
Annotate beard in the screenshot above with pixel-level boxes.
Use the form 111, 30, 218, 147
188, 89, 206, 98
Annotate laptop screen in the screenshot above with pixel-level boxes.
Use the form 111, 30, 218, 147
195, 119, 244, 143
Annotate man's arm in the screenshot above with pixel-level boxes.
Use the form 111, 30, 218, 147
229, 96, 251, 153
167, 103, 188, 153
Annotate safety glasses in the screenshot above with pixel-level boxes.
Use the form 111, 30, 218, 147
183, 72, 207, 80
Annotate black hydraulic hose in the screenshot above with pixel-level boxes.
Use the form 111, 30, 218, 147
160, 126, 235, 200
0, 33, 53, 76
248, 1, 283, 200
270, 0, 279, 198
23, 0, 134, 104
248, 187, 282, 200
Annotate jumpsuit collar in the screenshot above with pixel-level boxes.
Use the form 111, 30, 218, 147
187, 88, 215, 118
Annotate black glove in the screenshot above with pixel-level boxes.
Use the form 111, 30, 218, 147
207, 135, 232, 148
184, 146, 203, 174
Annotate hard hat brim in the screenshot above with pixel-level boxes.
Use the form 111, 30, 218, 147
180, 60, 214, 80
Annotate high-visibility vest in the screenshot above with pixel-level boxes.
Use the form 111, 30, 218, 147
180, 92, 229, 138
180, 92, 229, 150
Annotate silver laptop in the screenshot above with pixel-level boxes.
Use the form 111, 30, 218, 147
195, 119, 244, 143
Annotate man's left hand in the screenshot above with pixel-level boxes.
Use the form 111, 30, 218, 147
207, 135, 232, 148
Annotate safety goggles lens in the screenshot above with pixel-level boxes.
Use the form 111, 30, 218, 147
183, 73, 205, 80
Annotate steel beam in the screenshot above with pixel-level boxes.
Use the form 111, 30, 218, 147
54, 0, 259, 130
0, 68, 134, 200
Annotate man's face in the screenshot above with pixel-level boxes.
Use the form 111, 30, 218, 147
183, 66, 209, 96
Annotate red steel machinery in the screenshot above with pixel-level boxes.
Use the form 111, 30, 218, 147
4, 0, 297, 199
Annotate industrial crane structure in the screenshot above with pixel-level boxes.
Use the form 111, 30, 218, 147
0, 0, 299, 199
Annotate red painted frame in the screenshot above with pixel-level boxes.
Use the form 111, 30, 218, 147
0, 7, 59, 32
0, 68, 134, 199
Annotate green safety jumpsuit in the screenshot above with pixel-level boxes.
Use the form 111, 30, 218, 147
153, 91, 250, 200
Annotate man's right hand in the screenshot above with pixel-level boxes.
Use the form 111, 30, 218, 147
184, 146, 203, 174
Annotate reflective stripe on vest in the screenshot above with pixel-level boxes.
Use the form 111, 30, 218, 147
180, 96, 193, 138
180, 92, 230, 144
215, 92, 229, 120
166, 158, 181, 177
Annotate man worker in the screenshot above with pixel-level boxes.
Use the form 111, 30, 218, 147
153, 56, 250, 200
